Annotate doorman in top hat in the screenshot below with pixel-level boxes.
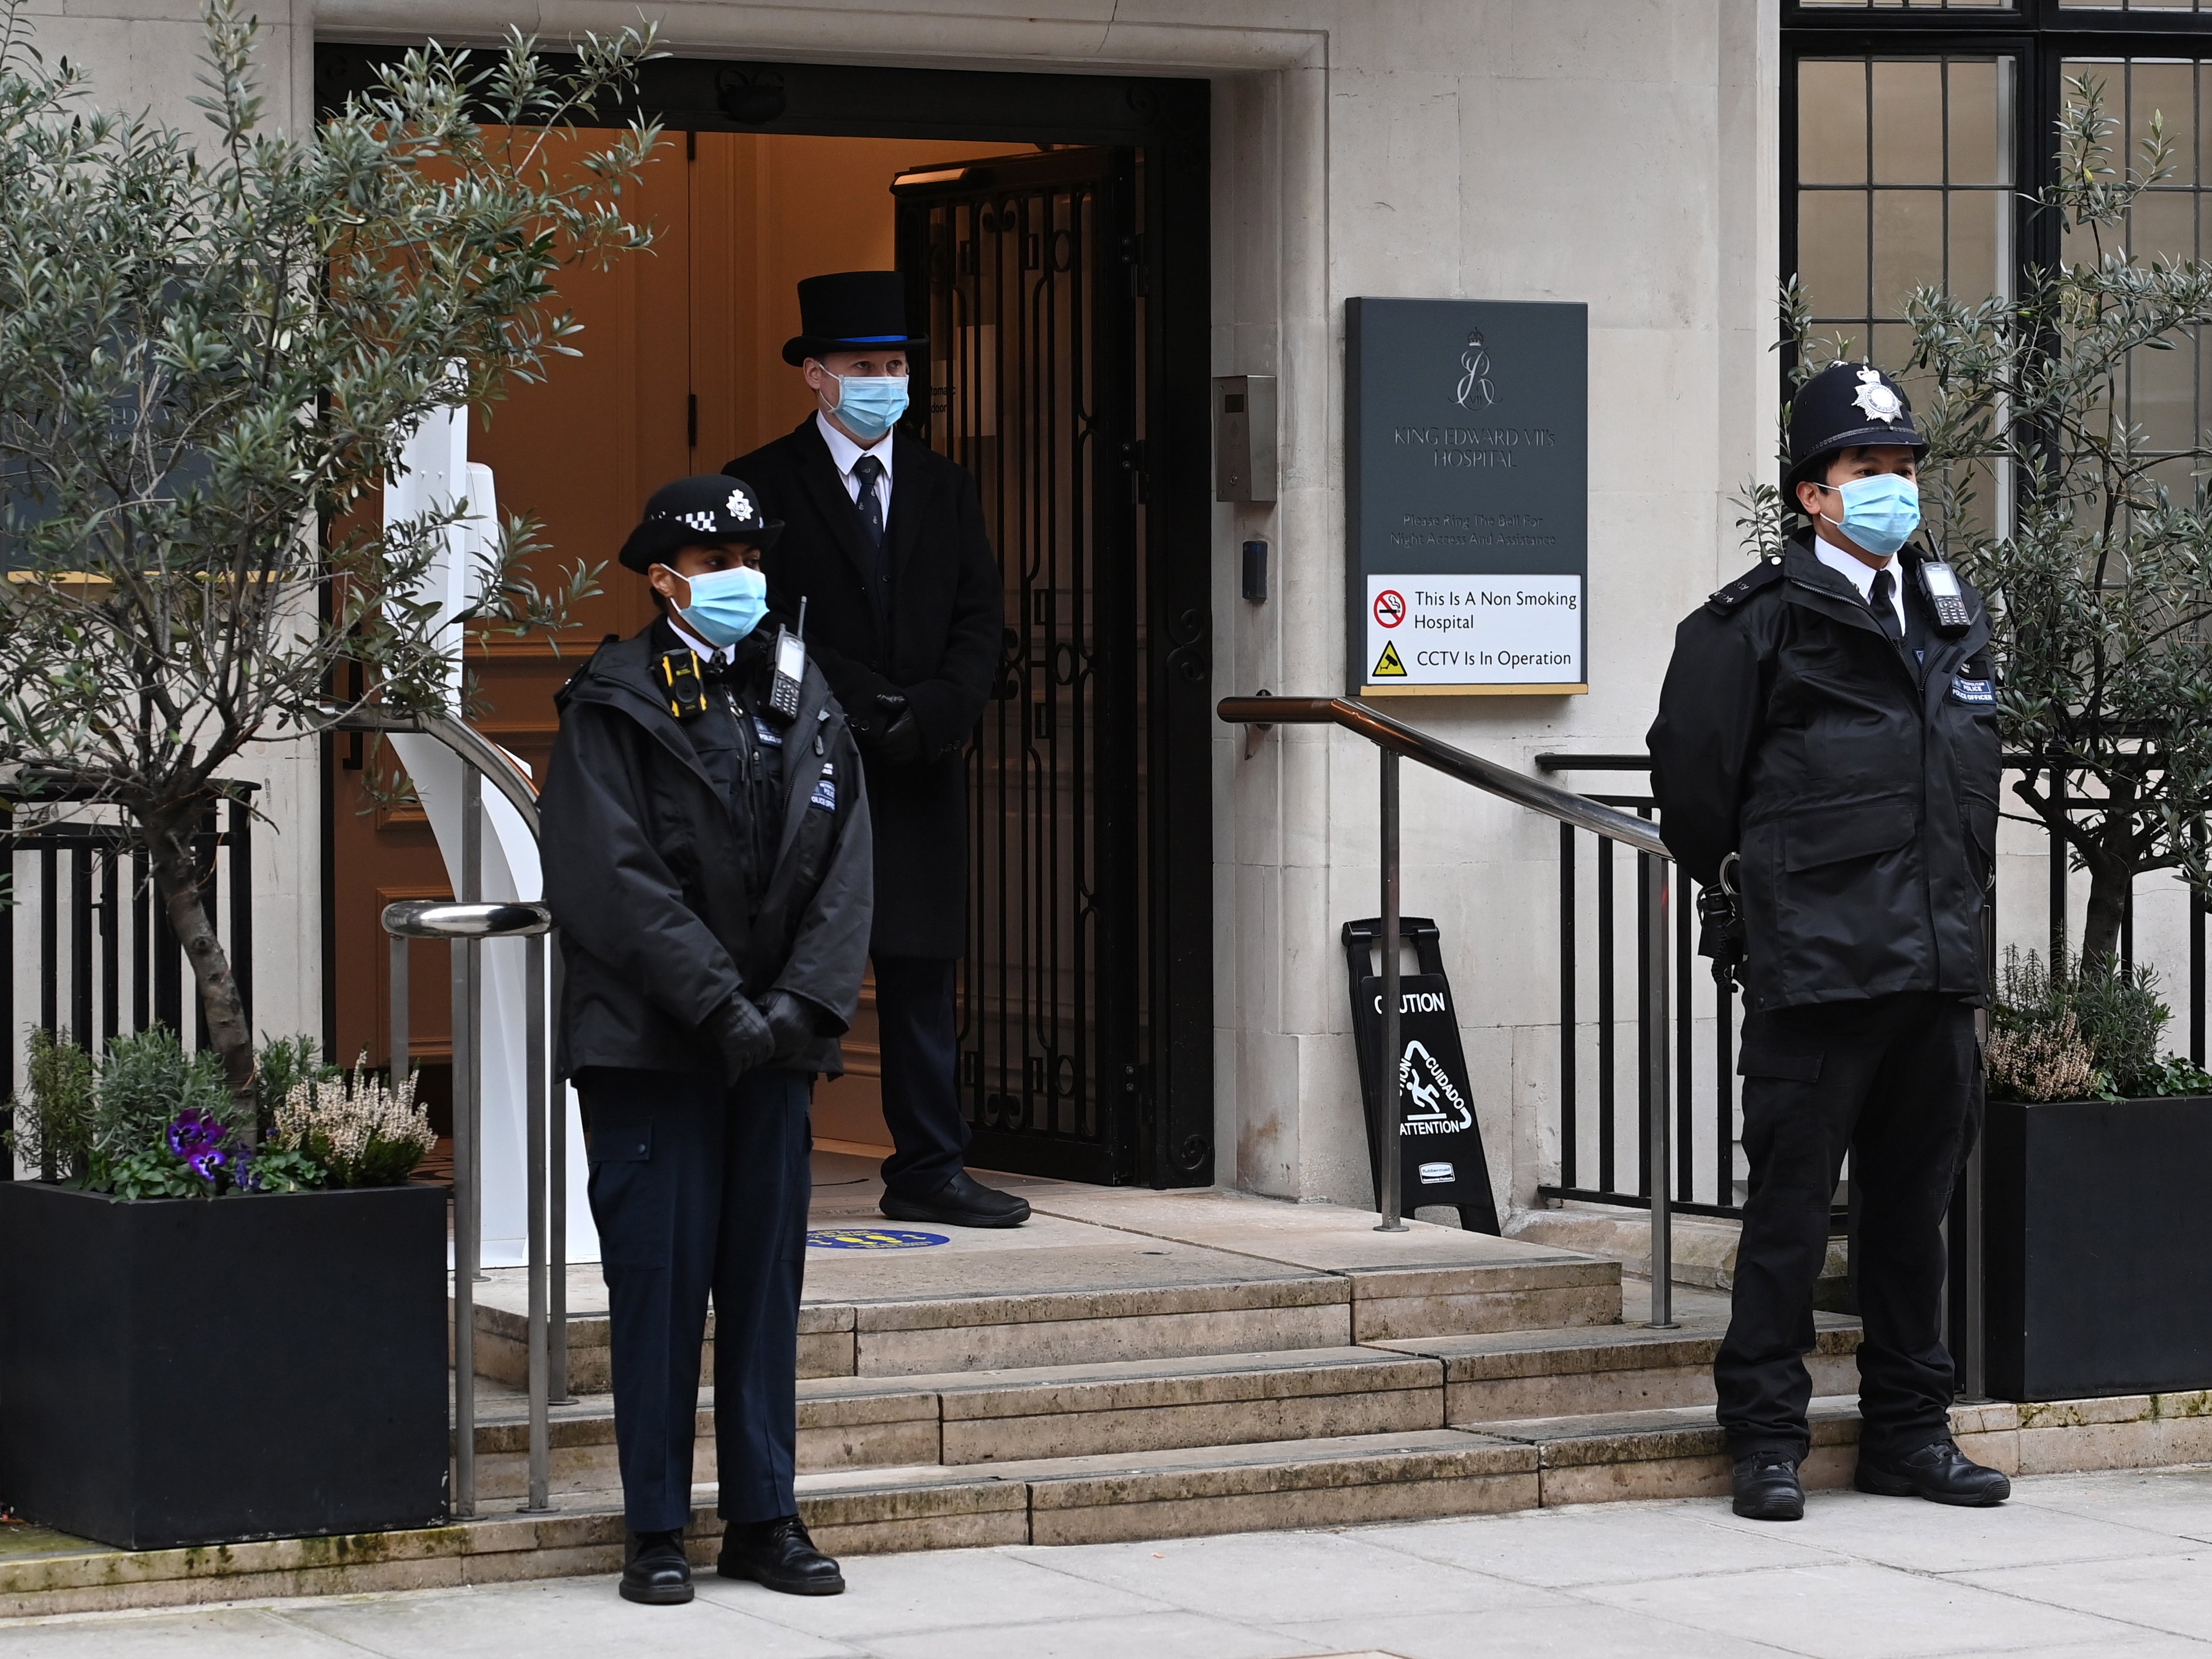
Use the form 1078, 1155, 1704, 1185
724, 271, 1026, 1230
542, 476, 872, 1605
1647, 361, 2011, 1521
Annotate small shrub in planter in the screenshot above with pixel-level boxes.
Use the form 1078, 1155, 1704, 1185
0, 1032, 449, 1549
1983, 951, 2212, 1401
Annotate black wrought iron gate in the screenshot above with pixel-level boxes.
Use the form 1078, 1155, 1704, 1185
894, 148, 1149, 1185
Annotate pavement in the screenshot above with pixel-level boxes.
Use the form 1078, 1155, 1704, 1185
6, 1465, 2212, 1657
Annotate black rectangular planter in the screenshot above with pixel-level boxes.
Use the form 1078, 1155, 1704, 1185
0, 1181, 449, 1550
1985, 1094, 2212, 1401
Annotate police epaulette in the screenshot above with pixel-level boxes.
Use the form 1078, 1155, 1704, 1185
1706, 555, 1786, 615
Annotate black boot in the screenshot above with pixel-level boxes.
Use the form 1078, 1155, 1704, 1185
718, 1514, 845, 1596
1855, 1439, 2011, 1506
880, 1169, 1031, 1229
619, 1528, 693, 1605
1731, 1451, 1806, 1521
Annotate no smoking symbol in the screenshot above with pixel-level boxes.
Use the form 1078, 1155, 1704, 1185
1374, 589, 1406, 629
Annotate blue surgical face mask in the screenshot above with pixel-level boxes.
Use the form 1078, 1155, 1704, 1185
1817, 473, 1922, 560
667, 562, 768, 648
824, 371, 909, 443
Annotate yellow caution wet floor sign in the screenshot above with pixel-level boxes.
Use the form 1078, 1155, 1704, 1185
1372, 640, 1408, 678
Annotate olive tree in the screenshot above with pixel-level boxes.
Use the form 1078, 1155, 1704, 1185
0, 0, 661, 1109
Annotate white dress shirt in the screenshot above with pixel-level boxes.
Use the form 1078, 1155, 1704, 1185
666, 613, 731, 665
1813, 533, 1906, 634
816, 410, 894, 523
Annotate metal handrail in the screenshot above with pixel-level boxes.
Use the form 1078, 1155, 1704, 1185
343, 704, 572, 1520
1218, 694, 1679, 1330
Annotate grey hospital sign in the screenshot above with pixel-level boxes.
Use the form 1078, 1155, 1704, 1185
1345, 297, 1589, 695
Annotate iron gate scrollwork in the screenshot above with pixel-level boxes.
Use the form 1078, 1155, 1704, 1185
896, 148, 1145, 1184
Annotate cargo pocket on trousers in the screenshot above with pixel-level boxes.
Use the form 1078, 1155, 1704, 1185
1737, 1046, 1822, 1083
584, 1118, 656, 1267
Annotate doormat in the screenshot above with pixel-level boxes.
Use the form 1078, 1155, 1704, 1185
805, 1227, 950, 1250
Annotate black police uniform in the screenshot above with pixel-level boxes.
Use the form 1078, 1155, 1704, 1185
1646, 365, 2001, 1476
541, 478, 872, 1566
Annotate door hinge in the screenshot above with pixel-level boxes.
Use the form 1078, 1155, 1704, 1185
686, 128, 697, 163
1122, 234, 1148, 297
687, 393, 698, 450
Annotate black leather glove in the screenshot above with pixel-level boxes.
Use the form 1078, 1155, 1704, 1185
756, 989, 818, 1063
700, 994, 774, 1085
1697, 882, 1747, 992
872, 693, 927, 767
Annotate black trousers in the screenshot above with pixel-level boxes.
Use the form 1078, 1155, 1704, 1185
1717, 991, 1978, 1462
578, 1065, 811, 1533
872, 955, 970, 1197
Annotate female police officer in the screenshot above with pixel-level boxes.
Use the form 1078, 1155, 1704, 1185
1648, 362, 2009, 1523
542, 475, 872, 1603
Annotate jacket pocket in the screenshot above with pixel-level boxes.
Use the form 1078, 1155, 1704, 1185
1960, 789, 1997, 891
1783, 799, 1916, 872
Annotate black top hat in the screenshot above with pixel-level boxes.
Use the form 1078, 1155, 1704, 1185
1786, 361, 1927, 492
782, 271, 928, 368
618, 474, 783, 573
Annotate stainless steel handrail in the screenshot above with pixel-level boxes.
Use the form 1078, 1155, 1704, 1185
1219, 695, 1680, 1330
345, 699, 574, 1517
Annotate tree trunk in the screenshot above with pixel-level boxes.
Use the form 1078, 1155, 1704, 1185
145, 809, 258, 1134
2080, 844, 2132, 971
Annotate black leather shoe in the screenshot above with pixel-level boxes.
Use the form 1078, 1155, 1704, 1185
718, 1514, 845, 1596
619, 1528, 693, 1605
880, 1169, 1032, 1229
1731, 1451, 1806, 1521
1855, 1439, 2011, 1506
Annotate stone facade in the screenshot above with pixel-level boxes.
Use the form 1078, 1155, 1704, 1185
19, 0, 1786, 1212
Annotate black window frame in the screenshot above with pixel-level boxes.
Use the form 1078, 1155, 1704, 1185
1784, 2, 2212, 362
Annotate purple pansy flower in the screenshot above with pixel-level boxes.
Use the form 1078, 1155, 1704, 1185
166, 1107, 231, 1183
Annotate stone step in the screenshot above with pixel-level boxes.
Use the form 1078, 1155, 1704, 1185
16, 1388, 2212, 1617
466, 1318, 1868, 1499
463, 1247, 1620, 1390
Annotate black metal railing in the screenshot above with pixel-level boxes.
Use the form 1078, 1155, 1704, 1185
1535, 750, 2212, 1226
1, 786, 256, 1164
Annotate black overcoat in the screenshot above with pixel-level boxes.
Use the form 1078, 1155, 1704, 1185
725, 418, 1004, 959
1646, 533, 2001, 1014
542, 622, 874, 1079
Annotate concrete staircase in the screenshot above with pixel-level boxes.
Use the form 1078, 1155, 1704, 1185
456, 1178, 1867, 1556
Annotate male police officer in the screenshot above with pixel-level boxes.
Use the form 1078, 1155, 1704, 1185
542, 476, 872, 1603
725, 271, 1023, 1230
1648, 362, 2009, 1523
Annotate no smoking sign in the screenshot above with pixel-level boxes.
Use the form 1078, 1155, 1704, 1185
1373, 589, 1406, 629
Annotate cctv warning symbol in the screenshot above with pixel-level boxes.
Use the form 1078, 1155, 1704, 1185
1372, 641, 1408, 678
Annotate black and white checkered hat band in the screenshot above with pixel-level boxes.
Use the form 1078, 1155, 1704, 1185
659, 508, 722, 535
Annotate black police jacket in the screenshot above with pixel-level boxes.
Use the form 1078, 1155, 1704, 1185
540, 620, 874, 1079
725, 419, 1003, 959
1646, 533, 2000, 1013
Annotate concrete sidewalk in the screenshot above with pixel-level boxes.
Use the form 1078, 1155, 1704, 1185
5, 1465, 2210, 1657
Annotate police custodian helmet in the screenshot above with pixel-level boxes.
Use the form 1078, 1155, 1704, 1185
1785, 361, 1927, 493
618, 474, 783, 573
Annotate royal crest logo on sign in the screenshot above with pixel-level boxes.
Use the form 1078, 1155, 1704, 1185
806, 1228, 949, 1250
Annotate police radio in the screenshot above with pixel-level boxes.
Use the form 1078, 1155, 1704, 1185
767, 597, 807, 724
1916, 559, 1973, 637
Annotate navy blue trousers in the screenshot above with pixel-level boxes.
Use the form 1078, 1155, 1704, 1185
872, 956, 970, 1198
578, 1065, 811, 1533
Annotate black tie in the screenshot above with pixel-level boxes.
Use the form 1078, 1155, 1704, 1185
1868, 567, 1904, 646
851, 454, 885, 548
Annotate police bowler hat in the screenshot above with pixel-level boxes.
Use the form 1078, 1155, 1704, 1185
1786, 361, 1927, 493
618, 474, 782, 573
782, 271, 928, 368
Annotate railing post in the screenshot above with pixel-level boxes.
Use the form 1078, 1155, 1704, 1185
1645, 855, 1678, 1329
525, 929, 550, 1511
452, 765, 481, 1518
1376, 747, 1406, 1233
549, 938, 571, 1405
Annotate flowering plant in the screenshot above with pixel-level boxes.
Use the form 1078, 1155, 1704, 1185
270, 1061, 435, 1189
